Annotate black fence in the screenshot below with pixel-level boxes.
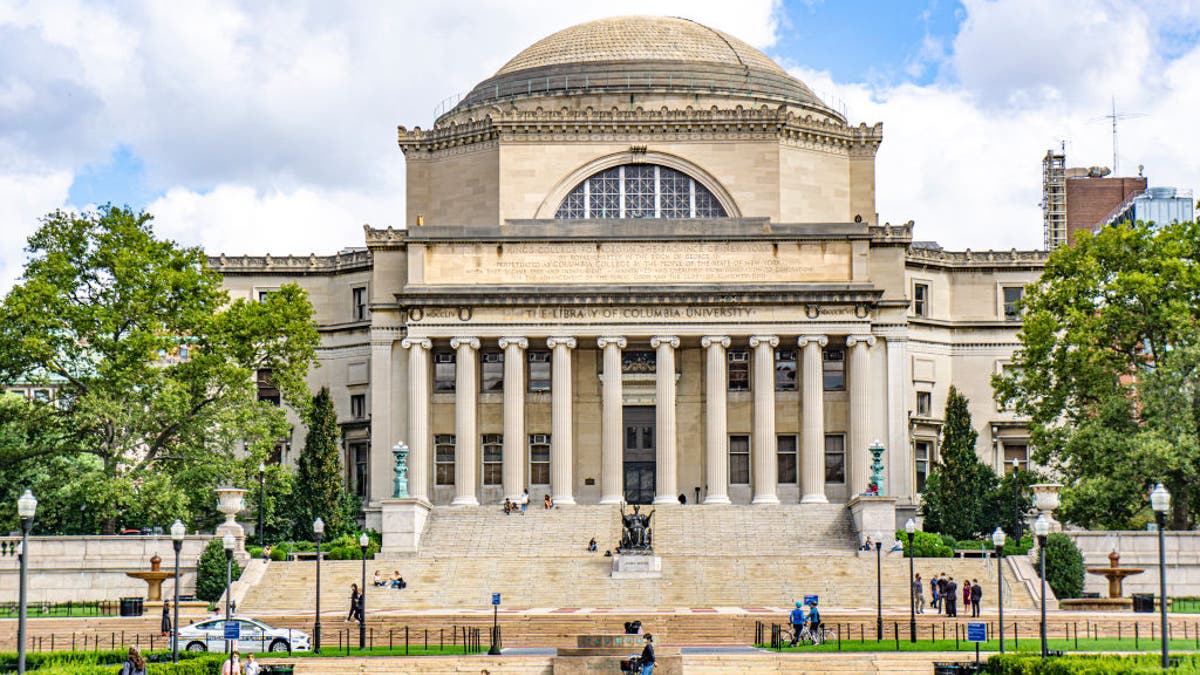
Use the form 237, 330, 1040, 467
0, 600, 119, 618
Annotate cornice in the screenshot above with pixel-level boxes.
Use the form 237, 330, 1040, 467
208, 250, 372, 274
906, 247, 1048, 270
395, 283, 884, 308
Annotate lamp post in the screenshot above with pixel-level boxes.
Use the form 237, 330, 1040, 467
222, 532, 235, 656
313, 517, 324, 654
257, 462, 266, 549
905, 518, 916, 643
16, 489, 37, 675
359, 532, 369, 649
1034, 514, 1049, 659
1151, 483, 1171, 670
874, 530, 883, 641
992, 527, 1007, 654
170, 519, 186, 663
1011, 458, 1021, 541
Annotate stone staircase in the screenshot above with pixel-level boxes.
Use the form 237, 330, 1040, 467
239, 505, 1034, 613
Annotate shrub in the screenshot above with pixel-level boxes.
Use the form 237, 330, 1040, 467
895, 529, 954, 557
246, 546, 263, 559
1004, 535, 1034, 556
987, 653, 1200, 674
194, 538, 243, 603
269, 546, 289, 561
939, 534, 958, 549
1039, 531, 1085, 599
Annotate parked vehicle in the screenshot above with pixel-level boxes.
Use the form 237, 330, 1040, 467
177, 616, 311, 653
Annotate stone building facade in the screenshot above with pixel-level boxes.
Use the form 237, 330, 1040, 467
210, 16, 1047, 528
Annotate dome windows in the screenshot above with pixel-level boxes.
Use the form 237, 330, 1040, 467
554, 164, 728, 219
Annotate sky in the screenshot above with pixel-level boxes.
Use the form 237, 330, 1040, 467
2, 0, 1199, 291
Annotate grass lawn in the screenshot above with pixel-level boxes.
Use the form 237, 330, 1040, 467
758, 637, 1200, 654
1174, 599, 1200, 614
0, 607, 115, 619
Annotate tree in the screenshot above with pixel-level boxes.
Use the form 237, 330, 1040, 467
994, 220, 1200, 529
195, 537, 242, 604
291, 388, 350, 539
1040, 532, 1085, 600
0, 206, 320, 533
919, 386, 1000, 540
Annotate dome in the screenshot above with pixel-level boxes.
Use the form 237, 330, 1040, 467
443, 16, 836, 121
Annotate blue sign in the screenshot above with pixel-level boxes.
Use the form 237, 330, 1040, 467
492, 593, 501, 606
803, 595, 818, 606
223, 621, 241, 640
966, 622, 987, 643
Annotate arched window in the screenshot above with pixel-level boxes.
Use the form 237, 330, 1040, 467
554, 164, 728, 219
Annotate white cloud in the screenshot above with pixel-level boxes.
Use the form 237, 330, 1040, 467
0, 171, 73, 290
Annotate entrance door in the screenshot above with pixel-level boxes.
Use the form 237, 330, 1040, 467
623, 406, 655, 504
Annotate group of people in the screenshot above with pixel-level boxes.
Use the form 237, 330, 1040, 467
219, 650, 261, 675
372, 569, 407, 589
914, 573, 983, 617
500, 489, 562, 514
786, 598, 822, 646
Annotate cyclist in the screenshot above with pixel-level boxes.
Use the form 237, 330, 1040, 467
788, 601, 806, 646
806, 599, 822, 641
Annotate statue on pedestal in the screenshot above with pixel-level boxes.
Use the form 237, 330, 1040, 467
867, 440, 886, 496
619, 504, 654, 552
392, 442, 410, 498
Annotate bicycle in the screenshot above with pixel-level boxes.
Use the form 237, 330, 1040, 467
796, 623, 833, 646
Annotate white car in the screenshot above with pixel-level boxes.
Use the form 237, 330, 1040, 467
177, 616, 312, 653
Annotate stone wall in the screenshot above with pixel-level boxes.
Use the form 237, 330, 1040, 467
0, 535, 212, 604
1068, 531, 1200, 598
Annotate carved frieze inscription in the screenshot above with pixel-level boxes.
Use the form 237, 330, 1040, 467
408, 304, 870, 324
421, 241, 853, 285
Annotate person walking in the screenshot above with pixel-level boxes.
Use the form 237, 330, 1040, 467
970, 579, 982, 617
161, 602, 172, 637
932, 575, 943, 614
220, 650, 242, 675
119, 646, 147, 675
346, 583, 362, 622
520, 489, 529, 515
639, 633, 656, 674
913, 573, 925, 614
788, 601, 806, 646
962, 580, 973, 616
243, 653, 261, 675
945, 577, 958, 617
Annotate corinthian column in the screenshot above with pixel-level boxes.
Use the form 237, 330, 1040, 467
597, 336, 627, 504
750, 335, 780, 504
885, 336, 911, 500
846, 334, 876, 496
498, 337, 528, 501
450, 337, 480, 506
651, 336, 680, 504
701, 336, 731, 504
799, 335, 829, 504
400, 337, 431, 502
547, 337, 577, 506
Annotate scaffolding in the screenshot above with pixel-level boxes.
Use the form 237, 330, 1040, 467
1042, 149, 1067, 250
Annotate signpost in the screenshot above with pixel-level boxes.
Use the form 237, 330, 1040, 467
803, 595, 818, 606
488, 593, 502, 655
967, 622, 987, 666
223, 621, 241, 653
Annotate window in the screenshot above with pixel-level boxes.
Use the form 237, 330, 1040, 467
824, 434, 846, 484
350, 442, 368, 497
915, 440, 933, 492
728, 350, 750, 391
482, 434, 503, 486
528, 351, 551, 392
350, 394, 367, 419
1003, 286, 1024, 321
435, 435, 456, 485
1004, 444, 1029, 473
434, 351, 456, 392
729, 435, 750, 484
823, 348, 845, 391
481, 351, 504, 392
916, 391, 932, 417
529, 434, 551, 484
352, 287, 367, 321
775, 349, 797, 391
32, 389, 51, 403
257, 369, 280, 406
913, 283, 929, 317
777, 435, 798, 484
554, 164, 728, 219
257, 290, 273, 303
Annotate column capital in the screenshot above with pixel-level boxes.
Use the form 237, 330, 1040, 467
700, 335, 731, 349
400, 337, 432, 350
597, 336, 627, 350
749, 335, 779, 349
798, 335, 829, 348
450, 336, 480, 351
498, 336, 528, 350
845, 334, 877, 348
650, 335, 680, 349
546, 336, 577, 350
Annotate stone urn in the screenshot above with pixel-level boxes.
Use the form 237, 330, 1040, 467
214, 486, 248, 539
1030, 483, 1062, 531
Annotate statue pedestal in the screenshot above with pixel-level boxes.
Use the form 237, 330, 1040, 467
847, 495, 898, 548
611, 553, 662, 579
381, 498, 432, 555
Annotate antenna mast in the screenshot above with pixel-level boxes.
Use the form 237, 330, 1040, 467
1103, 96, 1146, 175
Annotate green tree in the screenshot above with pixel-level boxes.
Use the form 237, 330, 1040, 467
291, 388, 350, 539
994, 220, 1200, 529
194, 538, 242, 604
1040, 532, 1085, 600
919, 386, 1000, 540
0, 206, 319, 533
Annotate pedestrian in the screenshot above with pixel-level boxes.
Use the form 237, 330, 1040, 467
931, 575, 942, 613
963, 579, 972, 615
346, 583, 362, 622
161, 602, 172, 637
262, 545, 271, 562
945, 576, 958, 617
243, 653, 261, 675
521, 489, 529, 515
544, 494, 554, 509
970, 579, 982, 617
788, 601, 806, 646
913, 573, 924, 614
119, 646, 147, 675
220, 650, 242, 675
639, 633, 656, 674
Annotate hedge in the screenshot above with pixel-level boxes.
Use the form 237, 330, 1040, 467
0, 651, 217, 674
895, 529, 954, 557
987, 653, 1200, 674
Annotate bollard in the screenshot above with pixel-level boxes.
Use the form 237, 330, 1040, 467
405, 625, 409, 656
425, 628, 428, 650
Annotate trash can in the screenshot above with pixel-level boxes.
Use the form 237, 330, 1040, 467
933, 664, 982, 674
118, 597, 144, 617
1133, 593, 1155, 613
265, 666, 295, 674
